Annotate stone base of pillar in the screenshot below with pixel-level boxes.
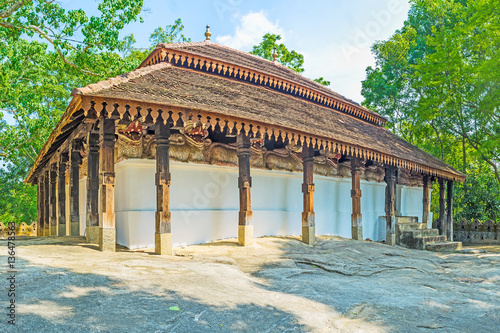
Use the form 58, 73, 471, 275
86, 226, 100, 244
155, 232, 173, 255
386, 232, 396, 246
58, 224, 66, 236
99, 227, 116, 252
70, 222, 80, 236
302, 226, 315, 245
49, 225, 57, 236
352, 226, 363, 241
238, 225, 253, 246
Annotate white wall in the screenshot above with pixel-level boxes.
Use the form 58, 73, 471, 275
111, 159, 425, 249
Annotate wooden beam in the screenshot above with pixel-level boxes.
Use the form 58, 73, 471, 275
237, 132, 253, 246
446, 180, 453, 241
37, 176, 44, 237
422, 175, 431, 227
86, 131, 100, 244
438, 178, 447, 236
44, 170, 50, 236
154, 120, 172, 255
351, 156, 363, 240
302, 144, 315, 245
70, 139, 83, 236
99, 118, 117, 251
49, 163, 58, 236
385, 166, 397, 245
57, 153, 69, 236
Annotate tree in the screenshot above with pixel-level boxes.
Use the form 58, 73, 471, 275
251, 33, 331, 86
362, 0, 500, 222
0, 1, 189, 224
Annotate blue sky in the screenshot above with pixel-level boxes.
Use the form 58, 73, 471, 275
64, 0, 411, 103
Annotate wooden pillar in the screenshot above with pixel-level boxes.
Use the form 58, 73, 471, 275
422, 175, 431, 227
49, 163, 58, 236
237, 132, 253, 246
351, 157, 363, 240
438, 178, 447, 237
302, 144, 315, 245
155, 120, 172, 255
446, 180, 453, 241
99, 118, 116, 252
385, 166, 397, 245
86, 132, 100, 243
37, 177, 44, 237
44, 170, 50, 236
57, 154, 69, 236
70, 140, 82, 236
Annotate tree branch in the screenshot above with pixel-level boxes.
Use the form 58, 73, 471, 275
0, 0, 31, 20
0, 21, 99, 76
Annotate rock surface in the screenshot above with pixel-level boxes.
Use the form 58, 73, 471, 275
1, 236, 499, 332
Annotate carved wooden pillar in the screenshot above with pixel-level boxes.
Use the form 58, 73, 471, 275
422, 175, 431, 227
86, 131, 100, 243
351, 156, 363, 240
438, 178, 447, 237
69, 140, 82, 236
155, 120, 172, 255
385, 166, 397, 245
37, 176, 44, 237
302, 144, 315, 245
99, 118, 116, 251
49, 163, 58, 236
57, 154, 69, 236
237, 132, 253, 246
44, 170, 50, 236
446, 180, 453, 241
70, 140, 82, 236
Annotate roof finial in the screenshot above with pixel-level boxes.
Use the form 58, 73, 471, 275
272, 46, 278, 62
205, 25, 211, 41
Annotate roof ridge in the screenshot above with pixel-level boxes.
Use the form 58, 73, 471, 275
72, 62, 170, 96
158, 41, 366, 109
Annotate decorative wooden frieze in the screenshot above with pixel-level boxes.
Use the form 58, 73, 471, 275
77, 96, 463, 182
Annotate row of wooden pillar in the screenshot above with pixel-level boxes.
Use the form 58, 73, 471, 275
36, 117, 455, 252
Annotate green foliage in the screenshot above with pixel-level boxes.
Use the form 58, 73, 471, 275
314, 77, 330, 87
149, 18, 191, 46
250, 33, 305, 73
362, 0, 500, 221
0, 1, 189, 224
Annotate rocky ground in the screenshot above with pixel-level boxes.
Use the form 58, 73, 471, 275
0, 236, 499, 333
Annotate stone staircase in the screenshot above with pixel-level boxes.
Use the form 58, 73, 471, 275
395, 216, 462, 252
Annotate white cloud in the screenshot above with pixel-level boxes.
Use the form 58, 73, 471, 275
216, 11, 284, 51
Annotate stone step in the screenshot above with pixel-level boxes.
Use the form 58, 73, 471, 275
402, 229, 440, 238
397, 223, 427, 231
425, 242, 463, 252
396, 216, 419, 224
400, 234, 446, 250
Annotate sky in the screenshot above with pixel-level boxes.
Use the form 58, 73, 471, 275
62, 0, 411, 104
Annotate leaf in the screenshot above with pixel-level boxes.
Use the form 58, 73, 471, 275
169, 306, 180, 311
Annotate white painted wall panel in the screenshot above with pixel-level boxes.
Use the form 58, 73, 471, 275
110, 159, 426, 249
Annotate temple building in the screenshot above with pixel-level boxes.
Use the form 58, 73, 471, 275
25, 29, 465, 254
